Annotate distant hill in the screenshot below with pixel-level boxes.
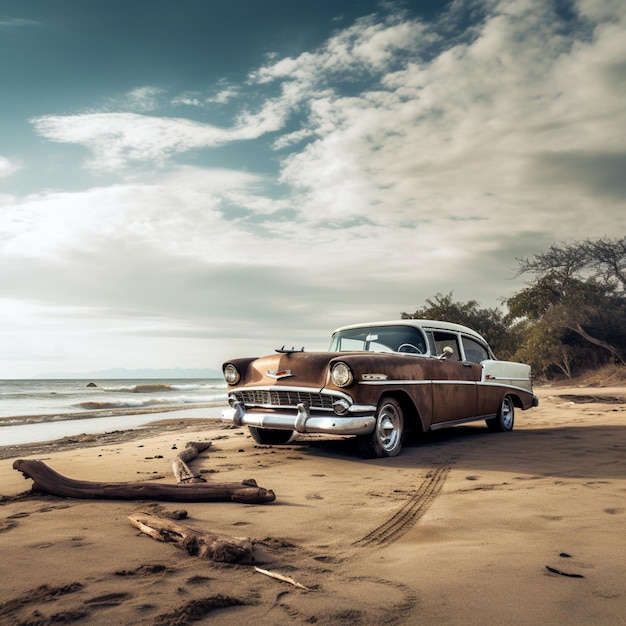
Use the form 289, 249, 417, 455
35, 367, 223, 380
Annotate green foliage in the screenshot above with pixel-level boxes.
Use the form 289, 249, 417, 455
510, 320, 597, 379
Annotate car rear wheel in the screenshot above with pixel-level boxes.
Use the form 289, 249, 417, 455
357, 397, 404, 458
486, 395, 515, 432
248, 426, 293, 445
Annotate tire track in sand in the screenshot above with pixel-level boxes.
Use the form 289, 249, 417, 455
354, 465, 450, 547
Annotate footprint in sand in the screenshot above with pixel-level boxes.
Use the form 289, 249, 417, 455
305, 493, 324, 500
114, 563, 171, 577
84, 592, 133, 607
186, 575, 213, 585
0, 519, 18, 533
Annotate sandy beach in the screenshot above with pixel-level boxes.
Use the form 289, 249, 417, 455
1, 385, 625, 625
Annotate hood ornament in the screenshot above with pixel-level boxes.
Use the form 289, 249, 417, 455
275, 346, 305, 354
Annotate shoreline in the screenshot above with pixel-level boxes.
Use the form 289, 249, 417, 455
0, 405, 228, 454
0, 401, 226, 427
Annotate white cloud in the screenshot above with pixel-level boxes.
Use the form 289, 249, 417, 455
0, 156, 20, 178
206, 86, 240, 104
31, 96, 290, 170
171, 87, 241, 108
124, 86, 164, 112
0, 18, 38, 27
0, 166, 267, 262
31, 113, 231, 170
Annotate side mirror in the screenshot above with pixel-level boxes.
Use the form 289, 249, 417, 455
438, 346, 454, 360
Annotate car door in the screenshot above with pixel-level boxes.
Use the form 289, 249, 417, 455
460, 335, 497, 417
429, 331, 479, 424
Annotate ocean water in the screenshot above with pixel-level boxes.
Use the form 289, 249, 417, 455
0, 378, 228, 446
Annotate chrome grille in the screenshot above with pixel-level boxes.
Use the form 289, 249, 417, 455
233, 389, 334, 410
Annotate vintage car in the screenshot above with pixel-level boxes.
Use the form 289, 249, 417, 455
221, 319, 538, 457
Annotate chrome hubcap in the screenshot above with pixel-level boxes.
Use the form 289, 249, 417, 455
377, 404, 400, 452
501, 398, 513, 429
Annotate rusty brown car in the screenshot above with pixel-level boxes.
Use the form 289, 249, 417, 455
221, 320, 538, 457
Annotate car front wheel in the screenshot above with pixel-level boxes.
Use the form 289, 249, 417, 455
248, 426, 293, 445
357, 397, 404, 458
486, 395, 515, 432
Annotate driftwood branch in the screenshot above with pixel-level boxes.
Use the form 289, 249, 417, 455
254, 566, 310, 591
13, 459, 275, 504
172, 441, 212, 483
129, 511, 254, 563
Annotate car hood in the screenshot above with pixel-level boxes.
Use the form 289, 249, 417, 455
229, 352, 347, 389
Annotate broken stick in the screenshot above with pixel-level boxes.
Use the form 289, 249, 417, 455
172, 441, 212, 483
254, 566, 310, 591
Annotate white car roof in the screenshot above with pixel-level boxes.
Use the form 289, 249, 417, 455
332, 319, 488, 344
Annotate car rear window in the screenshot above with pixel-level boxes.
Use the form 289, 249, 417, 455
462, 336, 491, 363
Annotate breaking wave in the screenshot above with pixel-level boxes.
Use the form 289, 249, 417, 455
101, 382, 222, 393
76, 393, 225, 410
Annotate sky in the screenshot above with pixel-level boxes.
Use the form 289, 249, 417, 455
1, 0, 625, 378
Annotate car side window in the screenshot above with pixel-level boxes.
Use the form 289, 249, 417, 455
462, 336, 490, 363
432, 331, 461, 360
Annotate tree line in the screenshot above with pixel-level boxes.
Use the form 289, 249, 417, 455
402, 236, 626, 380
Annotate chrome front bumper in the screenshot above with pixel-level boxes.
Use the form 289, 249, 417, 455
222, 401, 376, 436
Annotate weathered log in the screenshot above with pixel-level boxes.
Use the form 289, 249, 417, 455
128, 512, 254, 563
12, 459, 275, 504
172, 441, 212, 483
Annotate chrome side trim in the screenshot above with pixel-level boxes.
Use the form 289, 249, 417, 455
349, 403, 377, 413
359, 379, 473, 386
476, 381, 534, 396
359, 379, 429, 386
430, 413, 497, 430
359, 379, 534, 397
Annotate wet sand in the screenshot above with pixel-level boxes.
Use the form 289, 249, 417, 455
1, 386, 625, 625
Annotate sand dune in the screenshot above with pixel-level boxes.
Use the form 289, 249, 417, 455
1, 386, 625, 624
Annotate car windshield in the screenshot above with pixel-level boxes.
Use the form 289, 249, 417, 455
329, 325, 427, 355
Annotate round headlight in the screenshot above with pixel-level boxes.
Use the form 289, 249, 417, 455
331, 362, 353, 387
223, 363, 241, 385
